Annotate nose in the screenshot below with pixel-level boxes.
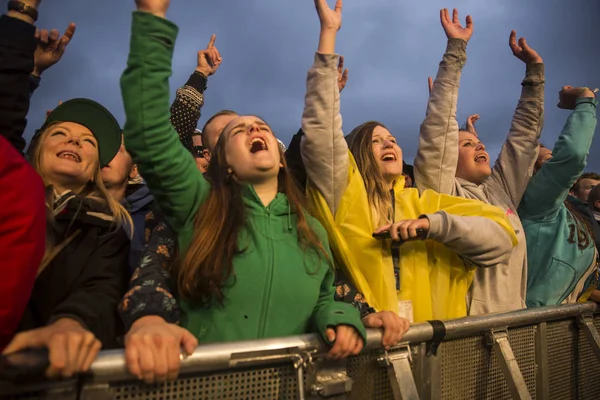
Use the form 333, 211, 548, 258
68, 137, 82, 147
383, 139, 394, 148
476, 142, 486, 151
248, 123, 261, 134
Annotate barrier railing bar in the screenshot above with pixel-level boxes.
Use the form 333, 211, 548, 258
378, 345, 420, 400
412, 343, 440, 400
82, 302, 597, 384
534, 322, 549, 400
487, 330, 532, 400
577, 315, 600, 362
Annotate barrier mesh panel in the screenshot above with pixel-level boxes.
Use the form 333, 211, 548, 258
577, 316, 600, 399
547, 319, 578, 400
439, 325, 537, 400
346, 349, 394, 400
110, 365, 300, 400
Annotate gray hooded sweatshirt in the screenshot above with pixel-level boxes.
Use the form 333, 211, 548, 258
414, 39, 545, 315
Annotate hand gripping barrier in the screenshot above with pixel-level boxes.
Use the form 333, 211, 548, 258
1, 302, 600, 400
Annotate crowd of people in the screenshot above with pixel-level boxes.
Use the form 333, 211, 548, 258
0, 0, 598, 385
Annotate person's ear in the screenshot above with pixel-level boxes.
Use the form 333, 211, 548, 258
129, 164, 139, 180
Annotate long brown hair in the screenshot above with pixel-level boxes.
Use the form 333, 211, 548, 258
176, 118, 330, 304
347, 121, 394, 226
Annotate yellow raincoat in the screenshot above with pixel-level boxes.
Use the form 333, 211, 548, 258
307, 152, 517, 322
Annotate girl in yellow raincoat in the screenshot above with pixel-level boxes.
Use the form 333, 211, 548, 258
300, 1, 517, 323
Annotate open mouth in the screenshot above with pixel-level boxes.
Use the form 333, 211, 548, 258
381, 153, 397, 162
474, 154, 488, 164
249, 137, 268, 153
57, 151, 81, 163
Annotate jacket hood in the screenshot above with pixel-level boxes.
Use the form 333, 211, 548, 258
126, 184, 154, 214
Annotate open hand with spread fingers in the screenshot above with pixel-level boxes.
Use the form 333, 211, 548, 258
557, 86, 597, 110
196, 34, 222, 78
314, 0, 343, 32
135, 0, 170, 18
440, 8, 473, 42
337, 55, 349, 93
509, 30, 543, 64
33, 23, 76, 77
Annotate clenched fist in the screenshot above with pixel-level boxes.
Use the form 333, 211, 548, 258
135, 0, 170, 18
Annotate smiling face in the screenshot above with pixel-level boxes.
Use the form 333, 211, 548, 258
371, 125, 403, 183
456, 130, 491, 184
37, 121, 99, 193
221, 116, 281, 183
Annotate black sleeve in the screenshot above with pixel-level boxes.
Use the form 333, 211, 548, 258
169, 71, 207, 152
119, 211, 181, 332
0, 15, 36, 153
50, 230, 131, 349
334, 268, 376, 318
284, 129, 308, 193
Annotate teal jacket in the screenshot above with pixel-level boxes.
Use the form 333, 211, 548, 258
120, 12, 365, 344
519, 98, 598, 306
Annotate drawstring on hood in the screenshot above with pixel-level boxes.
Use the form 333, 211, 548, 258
287, 201, 292, 231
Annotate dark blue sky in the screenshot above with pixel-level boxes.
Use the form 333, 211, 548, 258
28, 0, 600, 171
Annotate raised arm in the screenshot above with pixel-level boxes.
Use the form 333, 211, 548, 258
487, 31, 545, 205
169, 35, 221, 151
0, 0, 38, 152
415, 8, 472, 195
121, 1, 208, 233
301, 0, 347, 215
519, 88, 597, 219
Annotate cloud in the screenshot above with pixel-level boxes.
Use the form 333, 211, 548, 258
24, 0, 600, 172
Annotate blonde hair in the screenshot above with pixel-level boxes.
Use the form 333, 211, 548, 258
347, 121, 394, 227
31, 123, 133, 267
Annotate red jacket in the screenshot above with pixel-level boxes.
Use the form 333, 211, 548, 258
0, 135, 45, 350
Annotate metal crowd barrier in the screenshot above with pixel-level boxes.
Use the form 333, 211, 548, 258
1, 302, 600, 400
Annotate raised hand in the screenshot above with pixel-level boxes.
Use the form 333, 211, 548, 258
337, 55, 348, 93
557, 86, 597, 110
465, 114, 480, 134
440, 8, 473, 42
509, 31, 543, 64
135, 0, 170, 18
33, 23, 76, 77
196, 34, 222, 78
314, 0, 342, 32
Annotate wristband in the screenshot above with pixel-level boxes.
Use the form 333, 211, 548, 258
7, 1, 38, 22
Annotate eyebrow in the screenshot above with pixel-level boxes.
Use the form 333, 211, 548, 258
229, 120, 270, 133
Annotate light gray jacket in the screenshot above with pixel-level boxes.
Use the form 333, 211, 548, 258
301, 52, 514, 272
414, 39, 545, 314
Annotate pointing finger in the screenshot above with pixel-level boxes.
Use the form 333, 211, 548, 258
207, 34, 216, 49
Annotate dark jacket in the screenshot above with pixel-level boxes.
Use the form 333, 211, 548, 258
125, 184, 154, 270
17, 192, 131, 349
0, 15, 35, 153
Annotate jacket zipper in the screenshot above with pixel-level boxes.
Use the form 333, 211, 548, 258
258, 208, 275, 337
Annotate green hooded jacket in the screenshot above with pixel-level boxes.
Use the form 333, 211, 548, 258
120, 11, 365, 344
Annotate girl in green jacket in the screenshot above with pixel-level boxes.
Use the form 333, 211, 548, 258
120, 0, 365, 384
